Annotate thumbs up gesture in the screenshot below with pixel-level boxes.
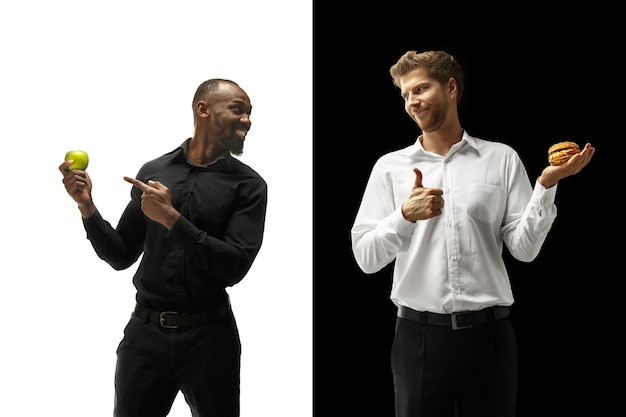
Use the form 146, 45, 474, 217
401, 168, 445, 222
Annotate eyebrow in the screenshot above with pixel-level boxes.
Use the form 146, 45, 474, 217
231, 99, 252, 111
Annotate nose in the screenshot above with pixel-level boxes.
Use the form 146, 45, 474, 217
406, 92, 420, 106
405, 95, 419, 113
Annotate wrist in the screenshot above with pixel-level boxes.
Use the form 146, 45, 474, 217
163, 209, 181, 230
78, 202, 96, 218
538, 169, 558, 189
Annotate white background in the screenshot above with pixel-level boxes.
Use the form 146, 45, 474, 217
0, 1, 312, 415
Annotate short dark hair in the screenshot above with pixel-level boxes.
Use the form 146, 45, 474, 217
192, 78, 240, 111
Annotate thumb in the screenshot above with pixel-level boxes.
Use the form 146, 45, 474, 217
412, 168, 423, 188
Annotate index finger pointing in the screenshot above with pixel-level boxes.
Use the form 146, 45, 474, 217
123, 176, 150, 192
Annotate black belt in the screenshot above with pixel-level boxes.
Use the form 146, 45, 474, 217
134, 302, 229, 329
398, 305, 510, 330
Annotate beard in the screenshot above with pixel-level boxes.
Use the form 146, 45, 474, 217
227, 137, 244, 156
214, 117, 246, 156
415, 102, 448, 133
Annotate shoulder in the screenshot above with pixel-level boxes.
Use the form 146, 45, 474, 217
228, 156, 268, 192
465, 133, 520, 158
229, 156, 264, 179
375, 143, 416, 165
136, 146, 181, 177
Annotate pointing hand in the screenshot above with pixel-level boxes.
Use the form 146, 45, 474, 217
124, 176, 180, 229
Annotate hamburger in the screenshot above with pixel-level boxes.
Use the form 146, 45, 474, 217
548, 141, 580, 166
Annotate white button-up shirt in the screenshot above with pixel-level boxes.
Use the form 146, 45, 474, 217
351, 131, 557, 314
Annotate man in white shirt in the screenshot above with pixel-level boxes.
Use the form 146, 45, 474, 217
350, 50, 595, 417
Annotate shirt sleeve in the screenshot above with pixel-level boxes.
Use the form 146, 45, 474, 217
502, 174, 558, 262
350, 162, 416, 274
168, 178, 268, 287
82, 203, 146, 270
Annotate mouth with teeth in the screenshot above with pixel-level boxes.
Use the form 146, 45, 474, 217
237, 129, 248, 140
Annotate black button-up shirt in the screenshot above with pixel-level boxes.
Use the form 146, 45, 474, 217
83, 139, 267, 313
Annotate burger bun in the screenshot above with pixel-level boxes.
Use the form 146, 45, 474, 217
548, 141, 580, 166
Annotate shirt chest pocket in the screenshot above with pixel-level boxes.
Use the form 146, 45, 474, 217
467, 183, 503, 224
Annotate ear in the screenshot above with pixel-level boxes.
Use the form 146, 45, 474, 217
195, 101, 210, 119
447, 78, 457, 96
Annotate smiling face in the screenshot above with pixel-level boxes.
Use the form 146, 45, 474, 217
398, 67, 452, 133
192, 79, 253, 159
206, 82, 252, 156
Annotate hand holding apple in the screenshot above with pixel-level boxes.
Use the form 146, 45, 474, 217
59, 150, 95, 218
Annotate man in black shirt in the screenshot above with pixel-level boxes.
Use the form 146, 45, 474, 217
59, 78, 267, 417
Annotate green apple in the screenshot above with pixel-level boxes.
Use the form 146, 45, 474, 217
65, 150, 89, 171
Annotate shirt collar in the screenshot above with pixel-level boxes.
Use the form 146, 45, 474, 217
459, 131, 478, 151
179, 138, 230, 169
407, 130, 477, 158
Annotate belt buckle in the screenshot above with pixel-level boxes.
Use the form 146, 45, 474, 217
451, 312, 473, 330
159, 311, 179, 329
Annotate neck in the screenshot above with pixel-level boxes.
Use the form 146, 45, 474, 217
187, 134, 227, 166
420, 124, 463, 156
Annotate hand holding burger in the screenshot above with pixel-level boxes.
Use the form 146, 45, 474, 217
538, 141, 596, 188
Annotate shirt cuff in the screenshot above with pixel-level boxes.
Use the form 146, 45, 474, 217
532, 179, 557, 205
168, 215, 202, 251
388, 207, 418, 236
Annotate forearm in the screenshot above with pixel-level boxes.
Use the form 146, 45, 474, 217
169, 214, 264, 287
78, 201, 97, 218
83, 205, 145, 270
504, 181, 557, 262
351, 208, 415, 274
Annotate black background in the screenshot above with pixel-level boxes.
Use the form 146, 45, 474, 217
314, 5, 619, 416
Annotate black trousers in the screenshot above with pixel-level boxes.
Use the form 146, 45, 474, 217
113, 309, 241, 417
391, 315, 517, 417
